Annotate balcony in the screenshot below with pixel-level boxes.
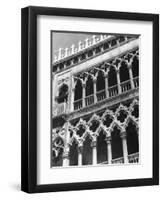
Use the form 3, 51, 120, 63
73, 77, 139, 111
128, 152, 139, 163
97, 152, 139, 165
53, 102, 67, 116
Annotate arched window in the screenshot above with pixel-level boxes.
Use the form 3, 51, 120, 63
111, 126, 123, 160
126, 121, 139, 155
82, 136, 92, 165
96, 70, 105, 91
86, 75, 94, 96
97, 130, 107, 164
74, 79, 82, 101
69, 140, 78, 166
108, 66, 117, 87
132, 56, 139, 78
120, 61, 130, 82
57, 84, 68, 103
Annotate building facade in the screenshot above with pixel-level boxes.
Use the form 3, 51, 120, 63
51, 34, 139, 167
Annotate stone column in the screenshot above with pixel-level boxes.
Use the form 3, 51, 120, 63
128, 65, 134, 89
62, 151, 69, 166
105, 73, 109, 98
91, 139, 97, 165
62, 121, 70, 166
116, 69, 122, 94
105, 136, 112, 164
120, 131, 128, 164
78, 144, 83, 166
93, 78, 97, 103
71, 87, 75, 112
82, 83, 86, 107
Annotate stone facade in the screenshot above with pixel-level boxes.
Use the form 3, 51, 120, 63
51, 34, 139, 167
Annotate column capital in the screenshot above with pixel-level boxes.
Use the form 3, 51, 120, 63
104, 73, 108, 78
91, 140, 97, 148
93, 77, 97, 83
128, 63, 132, 69
105, 136, 112, 144
78, 145, 83, 154
82, 82, 86, 88
62, 151, 69, 159
120, 131, 127, 139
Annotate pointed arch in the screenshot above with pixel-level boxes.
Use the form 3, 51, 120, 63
57, 83, 68, 103
126, 121, 139, 155
132, 56, 139, 78
69, 140, 78, 166
74, 79, 82, 101
111, 126, 123, 160
86, 75, 94, 96
82, 136, 93, 165
96, 70, 105, 91
97, 130, 107, 164
119, 61, 130, 82
108, 65, 117, 87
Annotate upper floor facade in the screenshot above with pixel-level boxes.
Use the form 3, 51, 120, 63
52, 34, 139, 120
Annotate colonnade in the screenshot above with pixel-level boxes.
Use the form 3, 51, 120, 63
61, 127, 138, 166
73, 54, 139, 111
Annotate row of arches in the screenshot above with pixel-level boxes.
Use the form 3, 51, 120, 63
69, 122, 138, 166
55, 121, 138, 166
52, 99, 139, 167
74, 56, 139, 101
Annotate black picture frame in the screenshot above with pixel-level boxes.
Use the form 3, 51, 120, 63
21, 6, 159, 193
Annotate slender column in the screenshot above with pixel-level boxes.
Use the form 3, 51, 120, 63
105, 136, 112, 164
93, 78, 97, 103
78, 145, 83, 166
82, 83, 86, 107
128, 64, 134, 89
116, 69, 122, 94
104, 74, 109, 98
120, 131, 128, 164
62, 151, 69, 166
62, 121, 70, 166
91, 139, 97, 165
71, 87, 75, 111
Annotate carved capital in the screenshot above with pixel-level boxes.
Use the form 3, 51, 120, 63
91, 140, 97, 148
82, 82, 86, 88
78, 145, 83, 154
120, 131, 127, 139
62, 151, 69, 159
93, 77, 97, 83
104, 73, 108, 78
105, 136, 112, 144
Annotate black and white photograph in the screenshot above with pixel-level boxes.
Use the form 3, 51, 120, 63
51, 32, 139, 167
21, 6, 159, 193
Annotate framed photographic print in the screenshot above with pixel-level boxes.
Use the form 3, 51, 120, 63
21, 6, 159, 193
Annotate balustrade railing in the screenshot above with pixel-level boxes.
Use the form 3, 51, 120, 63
133, 77, 139, 88
108, 85, 118, 97
56, 102, 67, 115
96, 89, 106, 102
73, 77, 139, 111
112, 157, 124, 164
120, 80, 131, 93
85, 94, 94, 106
128, 152, 139, 163
74, 99, 82, 111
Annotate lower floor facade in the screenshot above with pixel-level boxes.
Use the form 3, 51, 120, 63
52, 96, 139, 167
